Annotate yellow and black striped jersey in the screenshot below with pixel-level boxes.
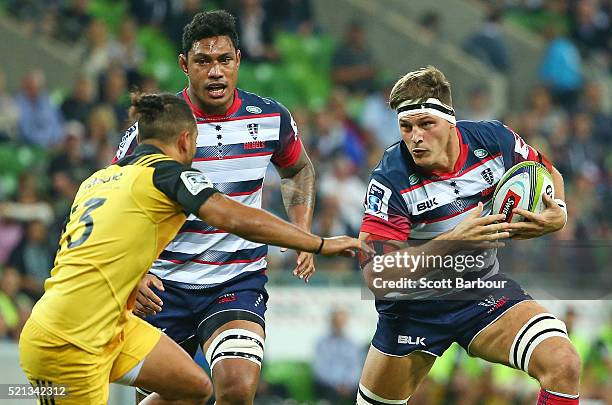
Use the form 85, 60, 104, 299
30, 144, 217, 354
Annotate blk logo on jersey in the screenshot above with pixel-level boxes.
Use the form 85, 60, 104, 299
415, 197, 439, 213
481, 168, 494, 185
398, 335, 427, 346
247, 123, 259, 140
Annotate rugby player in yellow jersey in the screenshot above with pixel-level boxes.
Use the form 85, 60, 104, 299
18, 93, 366, 405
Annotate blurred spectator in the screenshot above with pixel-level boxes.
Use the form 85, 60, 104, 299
266, 0, 313, 33
331, 20, 377, 94
14, 69, 64, 148
165, 0, 203, 48
8, 220, 53, 301
98, 66, 129, 126
235, 0, 278, 62
319, 156, 367, 235
360, 80, 399, 148
581, 81, 611, 145
459, 86, 498, 121
524, 85, 568, 138
129, 0, 170, 27
82, 20, 113, 80
0, 266, 29, 340
571, 0, 610, 61
312, 308, 363, 404
0, 172, 54, 226
48, 122, 95, 188
109, 17, 146, 88
0, 70, 19, 142
462, 8, 511, 73
56, 0, 92, 43
61, 74, 95, 124
417, 10, 443, 43
84, 106, 119, 166
538, 22, 583, 109
567, 111, 602, 174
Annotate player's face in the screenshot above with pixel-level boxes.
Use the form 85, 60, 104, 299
399, 113, 454, 171
180, 36, 241, 115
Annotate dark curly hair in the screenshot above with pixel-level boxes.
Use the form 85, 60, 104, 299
182, 10, 239, 57
131, 92, 195, 142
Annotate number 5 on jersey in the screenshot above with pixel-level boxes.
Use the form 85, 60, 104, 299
66, 198, 107, 248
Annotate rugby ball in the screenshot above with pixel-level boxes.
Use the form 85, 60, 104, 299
491, 161, 554, 223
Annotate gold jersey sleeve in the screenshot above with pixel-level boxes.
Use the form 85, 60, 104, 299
30, 149, 216, 354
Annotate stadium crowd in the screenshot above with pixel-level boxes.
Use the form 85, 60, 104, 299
0, 0, 609, 403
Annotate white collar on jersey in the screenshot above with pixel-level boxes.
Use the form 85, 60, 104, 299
396, 98, 456, 124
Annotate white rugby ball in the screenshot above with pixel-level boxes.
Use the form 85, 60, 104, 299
491, 161, 554, 223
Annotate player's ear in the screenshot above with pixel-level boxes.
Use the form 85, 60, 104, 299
179, 54, 188, 75
236, 49, 241, 67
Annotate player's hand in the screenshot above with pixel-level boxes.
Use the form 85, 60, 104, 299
134, 274, 164, 318
449, 202, 510, 246
507, 194, 566, 239
320, 236, 376, 257
281, 249, 316, 283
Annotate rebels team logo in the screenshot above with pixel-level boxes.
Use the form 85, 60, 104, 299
247, 123, 259, 140
478, 295, 508, 314
481, 168, 494, 185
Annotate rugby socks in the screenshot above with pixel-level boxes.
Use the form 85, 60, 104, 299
537, 389, 579, 404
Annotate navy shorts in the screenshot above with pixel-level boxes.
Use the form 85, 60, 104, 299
371, 273, 532, 357
144, 271, 268, 357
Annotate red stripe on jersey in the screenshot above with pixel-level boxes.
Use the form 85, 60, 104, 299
430, 127, 469, 178
192, 255, 266, 266
272, 138, 303, 168
360, 214, 410, 240
193, 151, 273, 162
198, 113, 281, 123
400, 152, 502, 194
537, 389, 578, 405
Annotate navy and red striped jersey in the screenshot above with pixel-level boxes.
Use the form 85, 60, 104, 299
113, 88, 302, 287
361, 120, 541, 241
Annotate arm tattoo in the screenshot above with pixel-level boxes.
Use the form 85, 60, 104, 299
280, 162, 316, 210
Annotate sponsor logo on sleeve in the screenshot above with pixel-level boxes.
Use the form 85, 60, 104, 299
474, 148, 488, 159
365, 179, 392, 220
180, 171, 213, 195
246, 105, 262, 114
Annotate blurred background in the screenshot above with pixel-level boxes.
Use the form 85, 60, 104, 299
0, 0, 609, 403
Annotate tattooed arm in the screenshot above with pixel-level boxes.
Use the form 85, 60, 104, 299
275, 147, 317, 281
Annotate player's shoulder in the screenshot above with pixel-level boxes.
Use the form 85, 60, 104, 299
457, 119, 511, 149
372, 141, 414, 189
236, 88, 287, 115
457, 119, 509, 138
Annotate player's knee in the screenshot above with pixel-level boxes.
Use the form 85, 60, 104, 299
215, 373, 257, 404
532, 343, 581, 386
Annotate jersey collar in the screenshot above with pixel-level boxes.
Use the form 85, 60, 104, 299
181, 88, 242, 120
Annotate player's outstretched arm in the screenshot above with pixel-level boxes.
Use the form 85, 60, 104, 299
198, 193, 368, 257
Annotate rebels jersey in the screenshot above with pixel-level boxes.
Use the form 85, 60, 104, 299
361, 121, 545, 294
114, 88, 302, 287
33, 145, 217, 353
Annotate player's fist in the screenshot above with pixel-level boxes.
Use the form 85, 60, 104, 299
319, 236, 375, 257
